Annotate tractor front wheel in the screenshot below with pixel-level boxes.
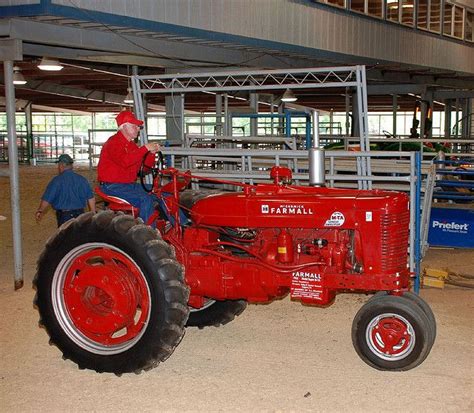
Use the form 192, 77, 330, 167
370, 291, 437, 347
352, 294, 433, 371
34, 211, 189, 374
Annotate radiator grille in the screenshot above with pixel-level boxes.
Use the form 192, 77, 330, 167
380, 211, 410, 273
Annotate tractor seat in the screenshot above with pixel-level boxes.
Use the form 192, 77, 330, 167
95, 187, 139, 217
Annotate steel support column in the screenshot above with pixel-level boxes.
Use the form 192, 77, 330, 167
25, 102, 33, 161
250, 92, 258, 137
224, 94, 230, 136
420, 94, 428, 139
461, 98, 470, 139
455, 99, 460, 138
444, 99, 452, 138
165, 93, 185, 144
351, 91, 359, 138
392, 95, 398, 138
345, 89, 350, 141
4, 60, 23, 290
215, 94, 223, 136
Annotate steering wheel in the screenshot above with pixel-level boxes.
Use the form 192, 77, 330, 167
139, 150, 165, 193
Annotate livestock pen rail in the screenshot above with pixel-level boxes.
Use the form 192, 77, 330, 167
433, 157, 474, 203
427, 155, 474, 249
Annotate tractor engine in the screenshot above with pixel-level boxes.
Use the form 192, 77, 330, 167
173, 181, 410, 308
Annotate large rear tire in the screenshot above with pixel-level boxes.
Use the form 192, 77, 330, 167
34, 211, 189, 374
352, 294, 433, 371
186, 299, 247, 328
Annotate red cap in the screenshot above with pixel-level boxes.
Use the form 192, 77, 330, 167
115, 110, 144, 127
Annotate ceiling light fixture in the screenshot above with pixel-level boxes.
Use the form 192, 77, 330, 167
281, 88, 297, 103
123, 87, 134, 104
12, 66, 27, 85
38, 57, 64, 71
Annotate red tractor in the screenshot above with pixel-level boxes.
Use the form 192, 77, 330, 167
34, 155, 436, 374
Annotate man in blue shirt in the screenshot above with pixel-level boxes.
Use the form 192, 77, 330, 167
36, 154, 96, 226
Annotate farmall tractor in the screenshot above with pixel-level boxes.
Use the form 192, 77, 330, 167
34, 153, 436, 374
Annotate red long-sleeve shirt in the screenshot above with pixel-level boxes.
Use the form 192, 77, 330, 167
97, 131, 148, 183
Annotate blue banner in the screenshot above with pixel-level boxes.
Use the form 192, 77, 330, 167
428, 207, 474, 248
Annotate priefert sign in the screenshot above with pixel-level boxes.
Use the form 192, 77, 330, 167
432, 220, 469, 232
428, 207, 474, 248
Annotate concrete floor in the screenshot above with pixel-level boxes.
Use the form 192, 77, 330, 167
0, 166, 473, 412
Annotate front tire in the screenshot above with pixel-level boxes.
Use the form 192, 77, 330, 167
352, 295, 433, 371
402, 292, 437, 344
371, 291, 436, 347
34, 211, 189, 374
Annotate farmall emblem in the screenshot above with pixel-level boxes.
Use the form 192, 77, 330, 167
261, 204, 313, 215
324, 211, 345, 227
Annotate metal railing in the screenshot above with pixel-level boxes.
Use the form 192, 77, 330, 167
0, 132, 29, 163
184, 134, 297, 150
0, 131, 91, 163
432, 157, 474, 203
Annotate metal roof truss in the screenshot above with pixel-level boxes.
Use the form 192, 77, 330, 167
132, 65, 371, 188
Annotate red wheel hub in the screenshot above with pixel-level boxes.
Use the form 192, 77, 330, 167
370, 316, 411, 355
62, 248, 150, 346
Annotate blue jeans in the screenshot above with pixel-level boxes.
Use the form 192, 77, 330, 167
56, 208, 84, 227
100, 183, 158, 224
100, 183, 188, 226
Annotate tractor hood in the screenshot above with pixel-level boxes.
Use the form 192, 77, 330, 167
189, 185, 409, 229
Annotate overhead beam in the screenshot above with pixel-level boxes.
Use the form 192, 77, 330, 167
368, 70, 474, 90
0, 96, 29, 110
433, 90, 474, 100
5, 18, 316, 69
0, 38, 22, 60
0, 76, 166, 111
367, 84, 427, 95
22, 43, 217, 69
4, 19, 473, 90
29, 104, 91, 115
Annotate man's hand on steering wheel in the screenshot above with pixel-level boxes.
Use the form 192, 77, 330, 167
139, 149, 165, 193
145, 142, 161, 153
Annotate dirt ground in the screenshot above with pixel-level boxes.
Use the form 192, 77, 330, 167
0, 165, 473, 412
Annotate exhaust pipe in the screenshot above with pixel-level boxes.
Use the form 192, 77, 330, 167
309, 110, 325, 187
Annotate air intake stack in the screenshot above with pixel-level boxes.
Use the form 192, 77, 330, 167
309, 110, 326, 187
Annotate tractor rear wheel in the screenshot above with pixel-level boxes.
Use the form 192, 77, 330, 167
186, 299, 247, 328
352, 294, 433, 371
34, 211, 189, 374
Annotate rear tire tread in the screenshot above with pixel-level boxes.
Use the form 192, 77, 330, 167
34, 210, 190, 374
187, 300, 247, 329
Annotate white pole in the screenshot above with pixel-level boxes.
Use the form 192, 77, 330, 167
309, 110, 325, 187
4, 60, 24, 290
